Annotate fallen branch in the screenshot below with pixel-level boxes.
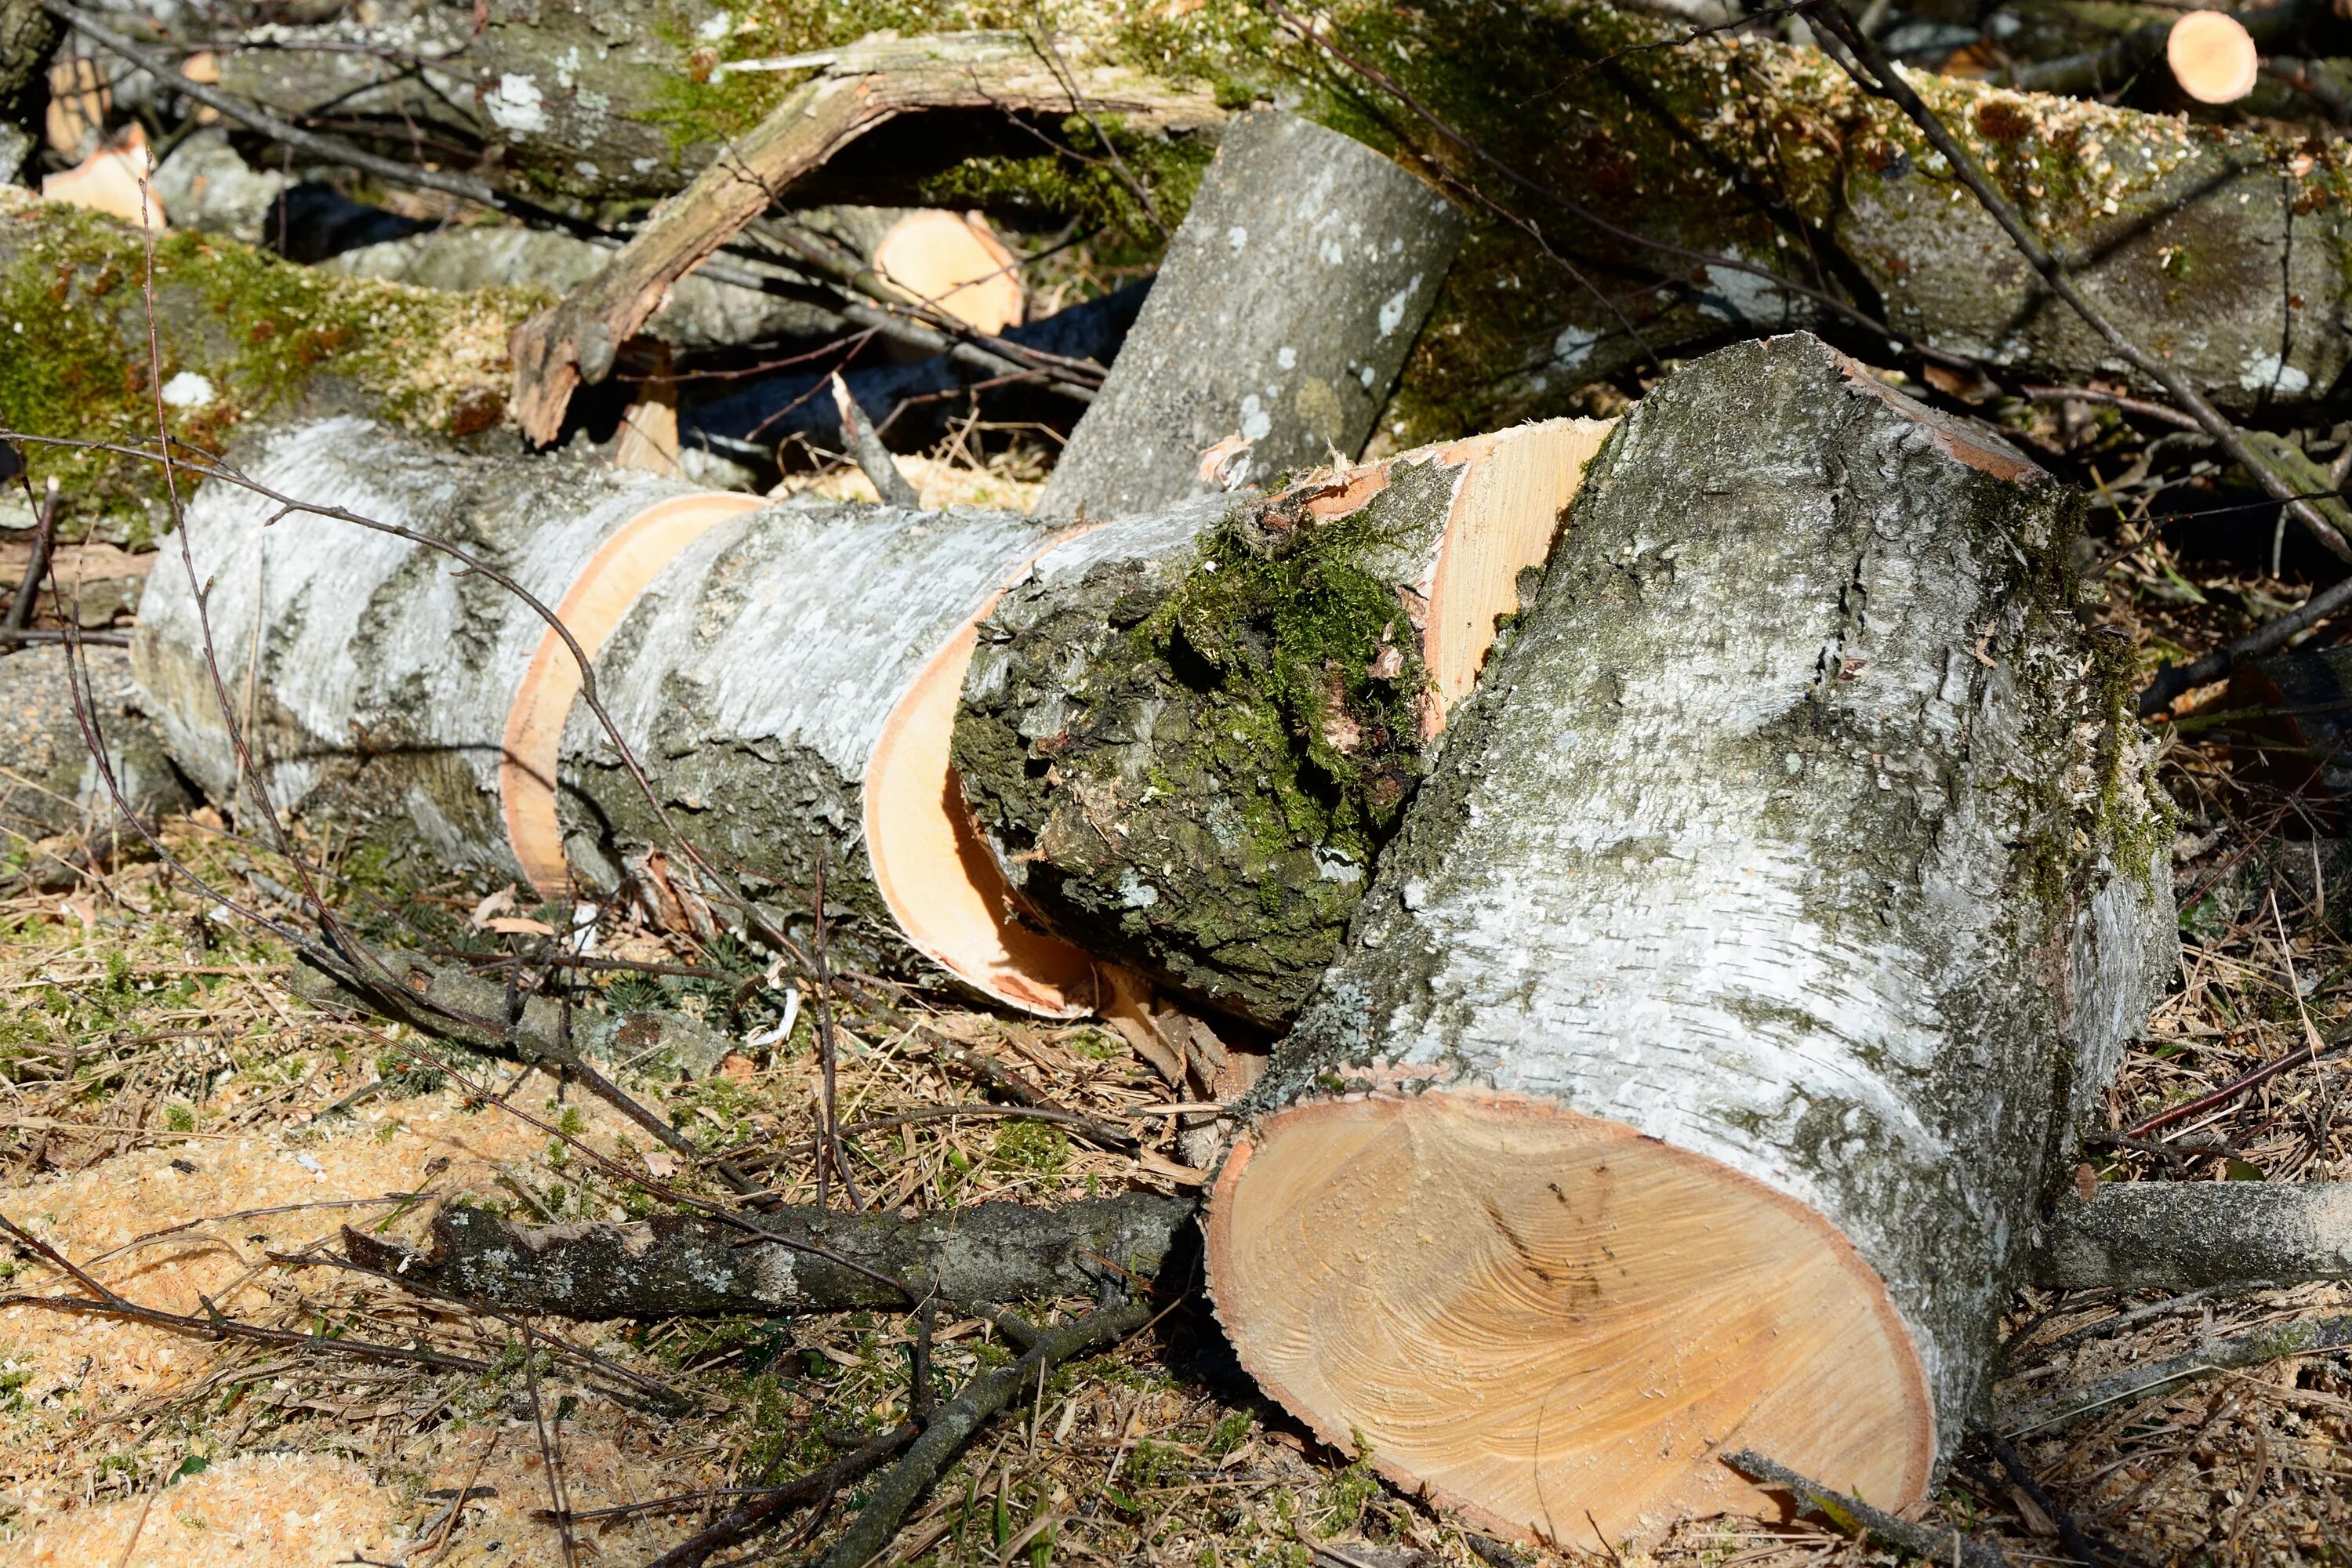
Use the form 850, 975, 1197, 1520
2003, 1312, 2352, 1435
809, 1298, 1156, 1568
507, 31, 1218, 444
337, 1194, 1192, 1319
641, 1421, 920, 1568
1721, 1449, 2010, 1568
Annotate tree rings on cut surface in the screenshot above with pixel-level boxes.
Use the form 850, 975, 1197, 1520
2168, 11, 2259, 104
1204, 1091, 1934, 1544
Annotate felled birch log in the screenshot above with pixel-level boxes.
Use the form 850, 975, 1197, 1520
956, 417, 1611, 1025
1033, 109, 1463, 521
1201, 333, 2177, 1545
129, 417, 1123, 1007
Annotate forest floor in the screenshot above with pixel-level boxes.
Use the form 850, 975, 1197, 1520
0, 383, 2349, 1568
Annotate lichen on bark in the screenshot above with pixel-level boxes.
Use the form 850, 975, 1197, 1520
956, 463, 1458, 1025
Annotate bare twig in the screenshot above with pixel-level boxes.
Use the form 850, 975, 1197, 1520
829, 372, 922, 508
1722, 1448, 2009, 1568
811, 1299, 1156, 1568
2004, 1313, 2352, 1434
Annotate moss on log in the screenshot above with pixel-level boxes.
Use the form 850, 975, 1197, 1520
184, 2, 2352, 439
0, 191, 523, 538
956, 419, 1607, 1025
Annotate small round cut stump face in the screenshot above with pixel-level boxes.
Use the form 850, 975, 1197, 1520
1205, 1091, 1933, 1545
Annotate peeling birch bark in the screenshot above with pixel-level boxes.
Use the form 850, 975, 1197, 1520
1202, 333, 2176, 1546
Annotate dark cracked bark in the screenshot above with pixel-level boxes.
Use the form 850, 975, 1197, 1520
344, 1192, 1195, 1318
956, 419, 1607, 1026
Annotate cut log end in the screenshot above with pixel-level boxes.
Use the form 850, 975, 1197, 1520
872, 210, 1025, 336
1203, 1091, 1934, 1545
2168, 11, 2259, 104
866, 576, 1102, 1018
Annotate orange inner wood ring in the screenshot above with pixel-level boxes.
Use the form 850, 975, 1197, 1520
499, 492, 768, 896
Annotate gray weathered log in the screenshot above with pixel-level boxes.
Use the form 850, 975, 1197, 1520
342, 1192, 1192, 1318
0, 644, 192, 844
1218, 333, 2177, 1523
2032, 1181, 2352, 1290
1035, 108, 1462, 521
321, 227, 845, 350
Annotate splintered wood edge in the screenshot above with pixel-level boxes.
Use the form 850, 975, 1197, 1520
1423, 418, 1615, 721
2168, 11, 2259, 104
1203, 1090, 1935, 1548
864, 533, 1103, 1020
499, 492, 766, 895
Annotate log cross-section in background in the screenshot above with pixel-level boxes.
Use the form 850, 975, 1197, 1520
1203, 333, 2180, 1544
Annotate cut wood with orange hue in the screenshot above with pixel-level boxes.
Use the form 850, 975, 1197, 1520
506, 32, 1218, 446
41, 126, 163, 228
955, 417, 1611, 1025
2168, 10, 2259, 103
1203, 335, 2177, 1547
871, 210, 1025, 336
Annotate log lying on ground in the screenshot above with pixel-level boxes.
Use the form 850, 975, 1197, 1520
167, 4, 2352, 430
129, 416, 1115, 1004
957, 417, 1611, 1025
342, 1192, 1193, 1317
1035, 110, 1462, 521
321, 227, 843, 352
1202, 333, 2177, 1544
0, 644, 191, 844
2034, 1181, 2352, 1290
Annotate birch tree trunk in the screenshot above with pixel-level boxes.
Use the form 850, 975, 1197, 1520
1202, 332, 2177, 1546
128, 417, 1102, 1000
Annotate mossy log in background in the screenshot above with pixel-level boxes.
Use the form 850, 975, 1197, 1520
1203, 334, 2178, 1544
150, 1, 2352, 441
0, 191, 521, 539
